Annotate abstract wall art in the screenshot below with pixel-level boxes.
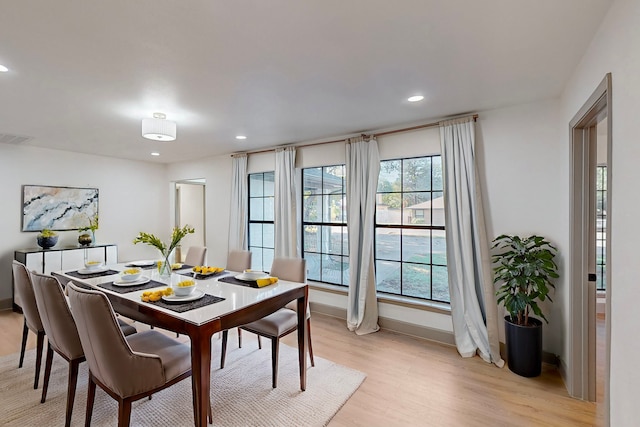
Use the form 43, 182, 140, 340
22, 185, 99, 232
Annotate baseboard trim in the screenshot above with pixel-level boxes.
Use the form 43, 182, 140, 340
310, 302, 455, 346
0, 298, 13, 311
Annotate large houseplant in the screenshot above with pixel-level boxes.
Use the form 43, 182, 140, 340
492, 234, 559, 377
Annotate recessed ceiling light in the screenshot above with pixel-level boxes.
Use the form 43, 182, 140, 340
235, 135, 247, 140
407, 95, 424, 102
0, 65, 9, 73
151, 152, 160, 156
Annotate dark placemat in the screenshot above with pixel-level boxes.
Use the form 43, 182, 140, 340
146, 294, 225, 313
124, 263, 156, 270
178, 270, 228, 280
66, 269, 120, 279
218, 275, 263, 288
97, 278, 166, 294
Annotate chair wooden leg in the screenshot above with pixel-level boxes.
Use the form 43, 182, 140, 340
41, 344, 54, 403
307, 318, 315, 367
220, 330, 228, 369
237, 328, 242, 348
208, 401, 213, 424
257, 335, 262, 349
19, 320, 28, 368
34, 331, 45, 389
271, 338, 279, 389
118, 399, 132, 427
65, 359, 80, 427
85, 375, 96, 427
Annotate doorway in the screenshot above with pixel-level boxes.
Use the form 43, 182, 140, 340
175, 180, 206, 263
569, 73, 611, 417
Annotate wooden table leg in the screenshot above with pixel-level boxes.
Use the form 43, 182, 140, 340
297, 287, 308, 391
189, 329, 212, 427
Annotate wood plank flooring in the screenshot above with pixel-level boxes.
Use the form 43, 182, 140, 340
0, 309, 603, 426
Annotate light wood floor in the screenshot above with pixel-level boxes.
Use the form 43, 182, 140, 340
0, 309, 603, 426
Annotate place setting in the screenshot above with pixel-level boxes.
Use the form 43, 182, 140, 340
139, 278, 225, 313
179, 265, 228, 280
219, 269, 279, 288
66, 259, 119, 279
96, 267, 163, 294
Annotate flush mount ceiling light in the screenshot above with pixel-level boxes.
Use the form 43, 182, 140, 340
142, 112, 176, 141
407, 95, 424, 102
0, 65, 9, 72
235, 135, 247, 140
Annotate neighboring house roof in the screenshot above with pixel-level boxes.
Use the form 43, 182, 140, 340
407, 196, 444, 210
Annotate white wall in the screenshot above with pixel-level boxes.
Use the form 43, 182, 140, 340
0, 143, 169, 306
561, 0, 640, 423
477, 99, 566, 355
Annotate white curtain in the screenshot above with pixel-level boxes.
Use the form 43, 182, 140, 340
440, 117, 503, 367
346, 137, 380, 335
228, 154, 248, 251
274, 146, 298, 258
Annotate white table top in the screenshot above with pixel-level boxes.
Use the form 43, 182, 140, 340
57, 263, 306, 327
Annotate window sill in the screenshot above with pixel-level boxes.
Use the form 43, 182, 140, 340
308, 281, 451, 316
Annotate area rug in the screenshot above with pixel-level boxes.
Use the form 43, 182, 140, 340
0, 338, 365, 426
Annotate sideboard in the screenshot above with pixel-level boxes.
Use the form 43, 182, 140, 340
13, 244, 118, 310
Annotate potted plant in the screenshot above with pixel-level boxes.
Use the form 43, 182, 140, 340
37, 229, 59, 249
78, 214, 99, 246
492, 234, 559, 377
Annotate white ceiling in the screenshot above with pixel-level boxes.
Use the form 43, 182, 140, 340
0, 0, 613, 163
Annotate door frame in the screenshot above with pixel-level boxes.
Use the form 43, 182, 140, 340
568, 73, 611, 416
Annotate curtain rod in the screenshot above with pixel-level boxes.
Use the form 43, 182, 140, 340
232, 113, 478, 157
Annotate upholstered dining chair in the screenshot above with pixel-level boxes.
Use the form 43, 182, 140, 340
225, 250, 252, 273
222, 250, 254, 350
184, 246, 207, 266
66, 283, 207, 427
30, 273, 137, 427
12, 260, 45, 390
220, 257, 314, 388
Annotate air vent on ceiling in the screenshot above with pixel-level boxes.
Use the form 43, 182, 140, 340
0, 133, 33, 144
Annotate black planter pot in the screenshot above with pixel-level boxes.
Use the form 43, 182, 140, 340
504, 316, 542, 377
37, 235, 58, 249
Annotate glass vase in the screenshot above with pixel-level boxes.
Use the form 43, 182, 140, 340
157, 253, 173, 280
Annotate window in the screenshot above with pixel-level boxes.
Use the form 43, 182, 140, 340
596, 165, 607, 291
248, 172, 274, 272
302, 165, 349, 286
375, 156, 449, 303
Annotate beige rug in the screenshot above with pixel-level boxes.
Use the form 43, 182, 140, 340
0, 337, 365, 426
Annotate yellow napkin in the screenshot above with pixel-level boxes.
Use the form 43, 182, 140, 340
256, 277, 278, 287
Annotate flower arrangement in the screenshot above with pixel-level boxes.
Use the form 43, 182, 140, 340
79, 214, 99, 233
39, 228, 58, 238
133, 225, 195, 276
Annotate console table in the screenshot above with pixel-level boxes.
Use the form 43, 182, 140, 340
13, 243, 117, 310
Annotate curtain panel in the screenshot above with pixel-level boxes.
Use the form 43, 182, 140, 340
274, 146, 299, 258
346, 137, 380, 335
228, 154, 248, 251
440, 117, 503, 367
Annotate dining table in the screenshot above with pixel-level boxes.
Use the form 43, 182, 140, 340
53, 262, 308, 427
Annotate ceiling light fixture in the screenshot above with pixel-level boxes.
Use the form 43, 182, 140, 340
235, 135, 247, 140
151, 152, 160, 156
407, 95, 424, 102
142, 112, 176, 141
0, 65, 8, 73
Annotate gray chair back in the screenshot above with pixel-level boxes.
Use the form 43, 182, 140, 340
184, 246, 207, 266
226, 250, 252, 272
12, 261, 43, 333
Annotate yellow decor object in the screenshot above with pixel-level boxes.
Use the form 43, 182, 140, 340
140, 288, 173, 302
255, 277, 278, 288
123, 268, 141, 275
176, 280, 195, 288
192, 266, 224, 274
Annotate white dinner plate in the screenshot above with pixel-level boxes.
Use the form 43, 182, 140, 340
235, 272, 268, 281
162, 289, 205, 303
112, 276, 151, 287
77, 267, 109, 274
130, 260, 156, 267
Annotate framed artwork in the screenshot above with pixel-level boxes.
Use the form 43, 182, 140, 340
22, 185, 99, 232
